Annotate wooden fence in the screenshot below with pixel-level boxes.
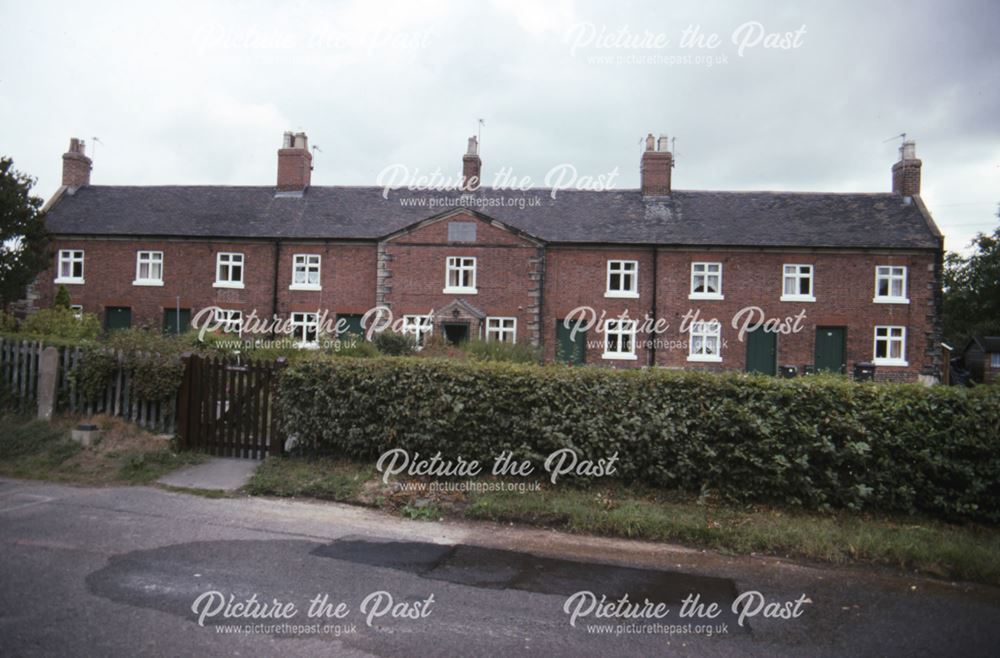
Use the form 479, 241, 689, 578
0, 337, 177, 434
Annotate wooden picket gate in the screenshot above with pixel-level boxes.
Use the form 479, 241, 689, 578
176, 354, 286, 459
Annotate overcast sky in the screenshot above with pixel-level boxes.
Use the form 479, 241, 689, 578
1, 0, 997, 252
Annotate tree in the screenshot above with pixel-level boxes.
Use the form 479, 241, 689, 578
0, 157, 49, 310
53, 284, 71, 309
942, 205, 1000, 348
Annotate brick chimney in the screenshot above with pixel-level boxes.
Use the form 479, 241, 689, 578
640, 133, 672, 196
62, 138, 92, 188
462, 136, 481, 191
277, 131, 312, 191
891, 140, 921, 197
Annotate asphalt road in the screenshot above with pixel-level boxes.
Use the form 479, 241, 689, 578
0, 477, 998, 657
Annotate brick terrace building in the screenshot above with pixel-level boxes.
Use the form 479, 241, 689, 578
32, 132, 944, 381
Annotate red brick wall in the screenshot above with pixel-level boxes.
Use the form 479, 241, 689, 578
35, 233, 940, 381
542, 246, 938, 379
543, 246, 655, 364
36, 239, 278, 329
275, 243, 377, 316
35, 239, 377, 334
379, 214, 541, 344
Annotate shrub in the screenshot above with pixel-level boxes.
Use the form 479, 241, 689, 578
463, 338, 540, 364
53, 285, 72, 309
0, 310, 19, 333
72, 349, 119, 402
20, 308, 100, 341
372, 330, 416, 356
326, 336, 379, 358
278, 359, 1000, 523
72, 330, 187, 403
106, 330, 185, 402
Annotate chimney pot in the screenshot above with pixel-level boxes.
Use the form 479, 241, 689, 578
644, 133, 656, 151
657, 134, 669, 152
277, 130, 312, 191
61, 137, 92, 188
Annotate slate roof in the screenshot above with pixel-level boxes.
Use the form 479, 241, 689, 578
43, 185, 942, 250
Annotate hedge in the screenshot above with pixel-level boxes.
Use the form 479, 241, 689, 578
279, 358, 1000, 523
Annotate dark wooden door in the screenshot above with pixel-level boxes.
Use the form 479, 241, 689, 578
104, 307, 132, 331
555, 319, 587, 364
815, 327, 846, 373
746, 328, 777, 375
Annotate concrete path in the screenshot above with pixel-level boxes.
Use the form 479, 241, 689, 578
156, 457, 259, 491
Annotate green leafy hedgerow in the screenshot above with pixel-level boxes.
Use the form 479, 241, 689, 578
278, 359, 1000, 523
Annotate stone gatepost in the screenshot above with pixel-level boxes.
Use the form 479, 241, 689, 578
36, 346, 60, 421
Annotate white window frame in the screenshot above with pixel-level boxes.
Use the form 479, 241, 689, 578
689, 262, 724, 300
485, 317, 517, 343
69, 304, 83, 320
290, 254, 322, 291
290, 312, 320, 348
133, 251, 164, 286
781, 264, 815, 302
687, 320, 723, 362
215, 309, 243, 335
402, 315, 433, 348
991, 353, 1000, 369
214, 252, 245, 289
444, 256, 477, 294
605, 260, 639, 298
873, 266, 909, 304
602, 319, 638, 360
55, 249, 85, 284
873, 325, 908, 366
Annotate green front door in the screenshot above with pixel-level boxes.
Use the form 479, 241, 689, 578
815, 327, 846, 373
746, 328, 777, 375
104, 307, 132, 332
555, 319, 587, 364
337, 314, 365, 338
163, 308, 191, 334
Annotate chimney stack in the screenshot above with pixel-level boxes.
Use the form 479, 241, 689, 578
641, 132, 672, 196
62, 138, 92, 188
462, 136, 481, 191
891, 139, 921, 197
277, 131, 312, 191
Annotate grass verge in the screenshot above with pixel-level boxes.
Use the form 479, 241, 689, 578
248, 456, 1000, 586
0, 413, 205, 485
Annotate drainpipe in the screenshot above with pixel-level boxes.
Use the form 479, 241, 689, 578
649, 245, 658, 367
271, 240, 281, 338
537, 244, 546, 364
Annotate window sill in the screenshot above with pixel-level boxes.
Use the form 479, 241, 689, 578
873, 359, 909, 367
604, 291, 639, 299
132, 280, 164, 287
780, 295, 815, 303
54, 278, 84, 285
289, 284, 322, 292
443, 287, 477, 295
873, 297, 909, 305
687, 354, 723, 363
213, 281, 245, 290
688, 293, 724, 301
602, 353, 638, 361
